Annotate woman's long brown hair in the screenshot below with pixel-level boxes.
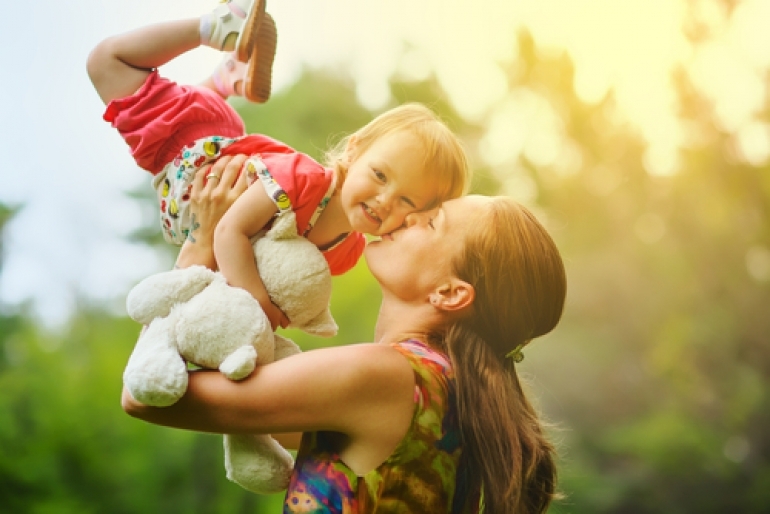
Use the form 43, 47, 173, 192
445, 197, 567, 513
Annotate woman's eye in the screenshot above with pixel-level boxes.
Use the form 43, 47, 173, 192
428, 218, 435, 229
373, 169, 386, 181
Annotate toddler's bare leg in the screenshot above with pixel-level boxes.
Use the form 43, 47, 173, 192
86, 19, 200, 105
200, 53, 247, 99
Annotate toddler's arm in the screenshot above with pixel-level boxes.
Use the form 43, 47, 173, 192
214, 176, 287, 329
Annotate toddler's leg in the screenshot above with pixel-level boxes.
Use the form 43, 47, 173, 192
87, 0, 267, 105
201, 53, 249, 99
201, 8, 278, 103
202, 0, 267, 63
200, 13, 277, 103
87, 18, 201, 105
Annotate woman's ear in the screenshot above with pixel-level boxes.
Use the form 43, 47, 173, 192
429, 279, 475, 312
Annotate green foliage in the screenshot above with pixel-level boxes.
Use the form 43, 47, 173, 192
0, 203, 24, 371
281, 257, 380, 351
0, 203, 18, 250
236, 67, 374, 161
0, 309, 286, 513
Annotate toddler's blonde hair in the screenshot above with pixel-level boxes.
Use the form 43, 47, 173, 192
325, 103, 470, 207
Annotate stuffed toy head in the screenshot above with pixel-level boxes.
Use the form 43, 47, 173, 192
123, 210, 336, 494
255, 209, 336, 336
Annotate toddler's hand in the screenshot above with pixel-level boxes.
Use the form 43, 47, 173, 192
266, 301, 290, 331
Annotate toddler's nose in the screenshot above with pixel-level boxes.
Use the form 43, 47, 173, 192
375, 192, 394, 212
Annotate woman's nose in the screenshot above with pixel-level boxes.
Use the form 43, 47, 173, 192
404, 209, 434, 227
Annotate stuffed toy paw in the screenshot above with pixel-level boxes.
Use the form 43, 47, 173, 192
123, 210, 336, 494
223, 334, 303, 494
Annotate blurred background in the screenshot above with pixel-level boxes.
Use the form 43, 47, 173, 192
2, 0, 769, 512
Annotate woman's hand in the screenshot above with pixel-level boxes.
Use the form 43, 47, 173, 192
174, 155, 250, 270
191, 154, 250, 238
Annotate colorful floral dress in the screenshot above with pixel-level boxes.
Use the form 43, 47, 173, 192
283, 340, 478, 513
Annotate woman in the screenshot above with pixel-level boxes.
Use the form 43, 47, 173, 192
123, 155, 567, 513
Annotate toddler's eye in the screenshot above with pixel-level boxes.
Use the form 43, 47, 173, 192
373, 169, 386, 181
428, 218, 435, 229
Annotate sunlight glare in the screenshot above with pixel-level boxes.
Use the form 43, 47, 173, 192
643, 145, 679, 177
734, 121, 770, 166
395, 48, 432, 83
480, 88, 563, 168
502, 172, 538, 205
732, 0, 770, 69
480, 98, 527, 167
688, 40, 765, 133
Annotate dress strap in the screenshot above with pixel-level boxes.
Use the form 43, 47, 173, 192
392, 340, 452, 372
302, 172, 337, 237
247, 155, 293, 213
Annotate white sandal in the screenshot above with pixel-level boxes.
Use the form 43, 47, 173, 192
204, 0, 266, 60
243, 12, 277, 103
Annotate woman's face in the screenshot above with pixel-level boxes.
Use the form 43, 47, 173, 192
365, 195, 493, 301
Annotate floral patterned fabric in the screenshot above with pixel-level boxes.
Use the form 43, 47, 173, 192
283, 340, 477, 513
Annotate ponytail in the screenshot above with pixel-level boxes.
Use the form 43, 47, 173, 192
445, 324, 558, 514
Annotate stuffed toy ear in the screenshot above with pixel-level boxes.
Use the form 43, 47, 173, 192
126, 265, 217, 324
296, 307, 338, 337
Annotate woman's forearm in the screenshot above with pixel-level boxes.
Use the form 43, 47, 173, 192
122, 382, 302, 447
175, 237, 217, 270
121, 370, 253, 434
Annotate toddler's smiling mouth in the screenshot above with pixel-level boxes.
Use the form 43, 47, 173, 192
362, 203, 382, 224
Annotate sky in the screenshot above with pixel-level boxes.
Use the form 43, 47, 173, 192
1, 0, 768, 326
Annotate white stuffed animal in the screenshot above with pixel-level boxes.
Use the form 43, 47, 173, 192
123, 210, 337, 494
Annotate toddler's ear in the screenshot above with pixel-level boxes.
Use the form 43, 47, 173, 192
344, 135, 359, 161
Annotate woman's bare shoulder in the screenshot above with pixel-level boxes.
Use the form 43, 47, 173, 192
302, 342, 414, 388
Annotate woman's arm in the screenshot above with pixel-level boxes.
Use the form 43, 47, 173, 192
122, 342, 416, 439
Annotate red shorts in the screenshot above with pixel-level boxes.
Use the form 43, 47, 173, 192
104, 70, 246, 174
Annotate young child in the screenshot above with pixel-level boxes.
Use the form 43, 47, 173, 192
87, 0, 470, 330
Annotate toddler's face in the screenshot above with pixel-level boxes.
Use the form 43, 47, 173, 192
339, 130, 438, 236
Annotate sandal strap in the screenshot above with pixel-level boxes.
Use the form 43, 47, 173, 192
212, 53, 246, 98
